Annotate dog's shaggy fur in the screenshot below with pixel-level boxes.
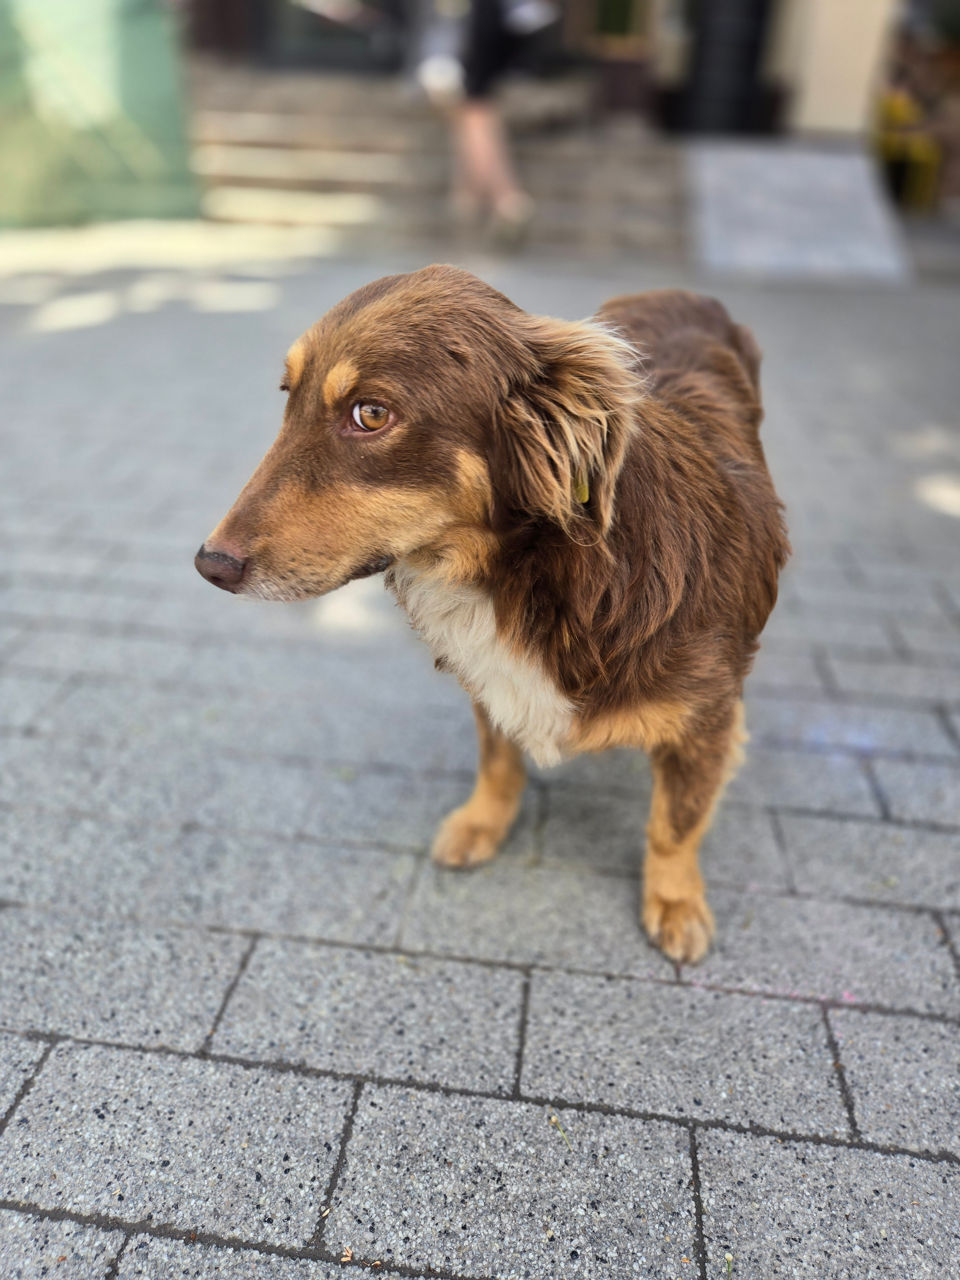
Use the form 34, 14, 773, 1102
196, 265, 789, 962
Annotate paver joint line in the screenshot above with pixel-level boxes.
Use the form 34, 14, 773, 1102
819, 1004, 861, 1139
0, 1199, 500, 1280
198, 933, 259, 1054
0, 1040, 54, 1140
687, 1126, 709, 1280
311, 1079, 363, 1250
933, 909, 960, 982
1, 1025, 957, 1169
510, 969, 532, 1099
102, 1232, 130, 1280
859, 756, 892, 821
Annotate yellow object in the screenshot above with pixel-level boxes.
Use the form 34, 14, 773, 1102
575, 470, 589, 504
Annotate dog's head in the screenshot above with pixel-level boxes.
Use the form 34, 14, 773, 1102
195, 265, 641, 600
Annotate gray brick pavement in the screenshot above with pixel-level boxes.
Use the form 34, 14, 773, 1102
0, 1034, 46, 1117
0, 1044, 352, 1247
0, 909, 249, 1050
872, 758, 960, 825
1, 258, 959, 1278
0, 1209, 123, 1280
779, 813, 960, 909
117, 1235, 379, 1279
829, 1009, 960, 1153
521, 972, 849, 1134
326, 1087, 697, 1277
698, 1131, 960, 1276
213, 941, 524, 1092
745, 694, 959, 756
695, 891, 959, 1014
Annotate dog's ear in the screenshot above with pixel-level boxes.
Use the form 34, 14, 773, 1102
493, 317, 642, 534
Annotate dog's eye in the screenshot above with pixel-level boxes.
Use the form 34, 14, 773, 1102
351, 402, 390, 432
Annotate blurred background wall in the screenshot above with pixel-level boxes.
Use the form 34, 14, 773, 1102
1, 1, 959, 271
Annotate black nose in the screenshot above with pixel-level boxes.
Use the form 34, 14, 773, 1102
195, 544, 247, 592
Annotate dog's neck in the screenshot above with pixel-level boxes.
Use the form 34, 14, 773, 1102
388, 554, 576, 766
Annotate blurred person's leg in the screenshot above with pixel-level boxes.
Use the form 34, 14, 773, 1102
452, 0, 533, 238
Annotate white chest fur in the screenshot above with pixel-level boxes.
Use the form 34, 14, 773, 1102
390, 563, 574, 766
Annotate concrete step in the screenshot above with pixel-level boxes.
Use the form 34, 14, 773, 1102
191, 141, 681, 206
200, 184, 685, 257
189, 62, 594, 129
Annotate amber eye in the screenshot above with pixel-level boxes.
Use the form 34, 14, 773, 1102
351, 402, 390, 432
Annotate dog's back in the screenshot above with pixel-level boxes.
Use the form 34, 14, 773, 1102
599, 289, 764, 457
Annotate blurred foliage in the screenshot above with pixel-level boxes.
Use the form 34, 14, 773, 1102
0, 0, 197, 227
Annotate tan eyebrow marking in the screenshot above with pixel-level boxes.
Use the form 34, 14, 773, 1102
323, 359, 359, 408
284, 337, 307, 390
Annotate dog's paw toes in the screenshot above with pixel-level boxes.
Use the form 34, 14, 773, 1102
431, 810, 501, 869
643, 894, 715, 965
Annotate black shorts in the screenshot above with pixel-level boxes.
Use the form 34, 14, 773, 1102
462, 0, 530, 99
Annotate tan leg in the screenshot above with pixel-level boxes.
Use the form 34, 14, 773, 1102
642, 702, 746, 964
431, 701, 526, 868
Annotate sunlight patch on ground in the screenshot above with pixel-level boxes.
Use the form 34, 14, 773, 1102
894, 424, 960, 460
25, 273, 281, 332
914, 472, 960, 518
29, 290, 120, 332
0, 220, 340, 277
310, 576, 399, 636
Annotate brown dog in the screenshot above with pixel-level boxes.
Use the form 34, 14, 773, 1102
196, 265, 789, 963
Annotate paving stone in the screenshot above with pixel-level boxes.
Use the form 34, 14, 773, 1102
746, 696, 957, 756
5, 629, 193, 681
542, 783, 645, 871
534, 746, 652, 791
0, 1032, 45, 1117
789, 576, 943, 612
827, 655, 960, 705
155, 829, 416, 943
36, 675, 477, 773
872, 759, 960, 826
522, 972, 847, 1134
728, 746, 880, 816
542, 790, 787, 889
830, 1009, 960, 1154
694, 890, 960, 1014
327, 1085, 696, 1277
401, 863, 669, 977
85, 742, 324, 834
300, 768, 491, 852
0, 585, 148, 626
0, 909, 248, 1050
894, 616, 960, 662
215, 940, 523, 1093
761, 609, 895, 654
118, 1235, 364, 1279
0, 1209, 122, 1280
0, 546, 110, 583
187, 754, 320, 838
780, 813, 960, 909
0, 1043, 351, 1247
698, 1129, 960, 1276
0, 672, 67, 730
0, 623, 25, 659
0, 808, 186, 915
698, 806, 789, 889
748, 648, 825, 693
0, 737, 105, 812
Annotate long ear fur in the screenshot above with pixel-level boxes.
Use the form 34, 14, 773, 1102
493, 317, 644, 535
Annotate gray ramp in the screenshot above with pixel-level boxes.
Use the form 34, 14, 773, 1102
690, 142, 909, 280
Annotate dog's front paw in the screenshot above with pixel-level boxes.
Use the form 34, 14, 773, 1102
643, 892, 715, 965
431, 806, 503, 869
